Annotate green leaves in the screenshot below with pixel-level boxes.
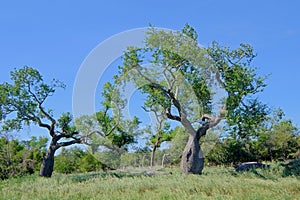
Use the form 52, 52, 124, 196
116, 25, 270, 152
0, 66, 66, 132
58, 112, 77, 135
226, 99, 269, 139
142, 84, 171, 110
207, 42, 267, 112
182, 23, 198, 41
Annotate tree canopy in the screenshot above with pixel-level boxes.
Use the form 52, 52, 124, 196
115, 24, 268, 174
0, 66, 83, 177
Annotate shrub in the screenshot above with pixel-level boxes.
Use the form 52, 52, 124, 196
282, 159, 300, 177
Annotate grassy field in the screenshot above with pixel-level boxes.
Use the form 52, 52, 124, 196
1, 166, 300, 200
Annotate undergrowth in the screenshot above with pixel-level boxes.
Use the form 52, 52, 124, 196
1, 165, 299, 200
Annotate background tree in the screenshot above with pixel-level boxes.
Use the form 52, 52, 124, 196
0, 137, 25, 179
165, 126, 188, 165
75, 82, 141, 169
207, 108, 300, 165
21, 136, 48, 171
0, 66, 83, 177
254, 109, 299, 161
116, 25, 267, 174
0, 135, 49, 179
143, 104, 174, 167
54, 147, 85, 174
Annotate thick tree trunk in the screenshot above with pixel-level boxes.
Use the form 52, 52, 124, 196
180, 125, 207, 174
180, 135, 204, 174
39, 144, 56, 177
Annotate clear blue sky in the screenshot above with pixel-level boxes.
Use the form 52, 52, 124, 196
1, 0, 300, 139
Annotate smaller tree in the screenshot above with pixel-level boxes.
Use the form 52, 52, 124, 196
0, 137, 25, 179
54, 147, 85, 174
0, 66, 83, 177
255, 109, 299, 161
75, 82, 141, 169
143, 106, 174, 167
21, 136, 48, 170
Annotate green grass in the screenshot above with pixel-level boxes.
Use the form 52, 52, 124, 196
1, 166, 300, 200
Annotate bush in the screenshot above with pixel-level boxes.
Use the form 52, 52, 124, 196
282, 159, 300, 177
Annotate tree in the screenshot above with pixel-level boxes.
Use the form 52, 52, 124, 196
255, 109, 299, 161
0, 66, 83, 177
21, 136, 48, 171
206, 109, 300, 165
144, 107, 174, 167
0, 136, 48, 179
0, 137, 25, 179
54, 147, 85, 174
116, 25, 267, 174
75, 82, 141, 169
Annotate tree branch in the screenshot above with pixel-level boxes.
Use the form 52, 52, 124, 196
55, 138, 82, 150
27, 83, 56, 136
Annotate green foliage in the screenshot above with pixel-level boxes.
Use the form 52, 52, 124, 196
207, 109, 300, 165
254, 117, 299, 161
21, 136, 48, 170
0, 136, 48, 179
0, 66, 65, 132
282, 159, 300, 177
74, 81, 141, 170
227, 99, 270, 140
207, 138, 256, 165
79, 153, 102, 172
54, 147, 103, 174
181, 23, 198, 41
57, 112, 77, 134
207, 42, 268, 136
165, 126, 189, 164
0, 138, 25, 179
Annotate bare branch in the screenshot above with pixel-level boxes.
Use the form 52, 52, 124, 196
105, 104, 121, 137
162, 68, 172, 89
165, 107, 181, 122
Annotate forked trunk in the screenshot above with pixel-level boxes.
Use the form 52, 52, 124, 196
39, 144, 56, 177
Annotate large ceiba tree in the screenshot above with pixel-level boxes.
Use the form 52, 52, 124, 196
116, 25, 267, 174
0, 67, 83, 177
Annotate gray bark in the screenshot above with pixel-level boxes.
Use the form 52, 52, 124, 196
180, 124, 208, 174
39, 144, 56, 177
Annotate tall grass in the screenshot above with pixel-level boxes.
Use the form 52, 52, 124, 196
1, 166, 299, 200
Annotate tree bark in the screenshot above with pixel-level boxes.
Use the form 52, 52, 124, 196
39, 144, 56, 177
180, 125, 208, 174
180, 135, 204, 174
151, 136, 161, 167
150, 145, 157, 167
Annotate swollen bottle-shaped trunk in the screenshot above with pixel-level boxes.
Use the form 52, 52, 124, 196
180, 134, 204, 174
39, 145, 56, 177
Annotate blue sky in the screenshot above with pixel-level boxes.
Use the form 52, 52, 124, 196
1, 0, 300, 139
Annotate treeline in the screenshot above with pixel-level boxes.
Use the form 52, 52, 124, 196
1, 109, 299, 179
